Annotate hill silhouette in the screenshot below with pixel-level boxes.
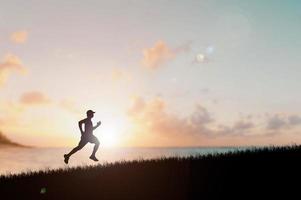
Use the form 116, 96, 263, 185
0, 131, 25, 147
0, 145, 300, 199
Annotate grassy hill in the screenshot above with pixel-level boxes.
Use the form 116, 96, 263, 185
0, 145, 300, 199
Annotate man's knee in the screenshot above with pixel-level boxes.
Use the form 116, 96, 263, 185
92, 136, 99, 145
92, 138, 99, 146
76, 144, 85, 150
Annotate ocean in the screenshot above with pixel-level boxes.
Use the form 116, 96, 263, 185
0, 146, 247, 175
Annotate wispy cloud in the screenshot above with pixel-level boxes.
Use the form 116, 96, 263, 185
0, 54, 26, 87
126, 96, 196, 146
266, 115, 287, 130
266, 114, 301, 132
126, 96, 301, 146
141, 41, 174, 69
19, 91, 51, 105
215, 120, 255, 136
127, 96, 146, 116
127, 96, 256, 146
10, 30, 28, 44
288, 115, 301, 126
141, 40, 190, 69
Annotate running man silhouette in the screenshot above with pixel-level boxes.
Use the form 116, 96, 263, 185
64, 110, 101, 164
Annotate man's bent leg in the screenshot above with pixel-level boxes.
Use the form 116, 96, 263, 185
89, 135, 100, 161
67, 144, 84, 156
64, 139, 87, 164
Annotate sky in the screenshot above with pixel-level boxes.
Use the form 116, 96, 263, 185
1, 0, 301, 147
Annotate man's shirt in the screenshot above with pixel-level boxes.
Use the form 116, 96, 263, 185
83, 118, 93, 135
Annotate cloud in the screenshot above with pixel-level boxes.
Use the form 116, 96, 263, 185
127, 96, 288, 145
127, 96, 190, 137
141, 40, 190, 69
232, 120, 254, 131
126, 96, 301, 146
0, 54, 26, 86
127, 96, 146, 116
265, 114, 301, 134
266, 115, 287, 130
288, 115, 301, 126
19, 91, 51, 105
191, 117, 255, 138
127, 96, 253, 145
141, 41, 174, 69
222, 120, 255, 136
10, 31, 28, 44
190, 104, 214, 125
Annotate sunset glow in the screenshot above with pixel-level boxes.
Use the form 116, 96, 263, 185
1, 0, 301, 147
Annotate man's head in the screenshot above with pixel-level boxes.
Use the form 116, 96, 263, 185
86, 110, 95, 118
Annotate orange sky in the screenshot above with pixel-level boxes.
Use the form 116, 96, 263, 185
1, 1, 301, 147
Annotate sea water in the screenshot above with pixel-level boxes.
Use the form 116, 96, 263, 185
0, 146, 247, 175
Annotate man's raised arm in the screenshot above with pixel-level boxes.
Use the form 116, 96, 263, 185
93, 121, 101, 130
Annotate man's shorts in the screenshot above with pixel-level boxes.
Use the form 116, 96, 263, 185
78, 134, 99, 147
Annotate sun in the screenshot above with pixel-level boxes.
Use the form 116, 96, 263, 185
100, 131, 118, 147
94, 115, 128, 147
99, 127, 119, 147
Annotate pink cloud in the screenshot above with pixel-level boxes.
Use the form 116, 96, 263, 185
141, 40, 190, 69
125, 96, 268, 146
126, 96, 209, 146
10, 31, 28, 44
0, 54, 26, 86
20, 91, 51, 105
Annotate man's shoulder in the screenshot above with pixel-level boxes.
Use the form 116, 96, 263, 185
84, 118, 92, 123
80, 118, 88, 122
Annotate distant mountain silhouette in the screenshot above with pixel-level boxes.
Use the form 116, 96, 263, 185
0, 131, 25, 147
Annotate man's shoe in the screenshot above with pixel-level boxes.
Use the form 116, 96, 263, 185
89, 155, 99, 162
64, 154, 69, 164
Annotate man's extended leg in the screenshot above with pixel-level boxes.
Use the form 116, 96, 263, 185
64, 139, 87, 164
89, 135, 100, 161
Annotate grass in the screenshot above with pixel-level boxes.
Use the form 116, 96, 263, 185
0, 145, 300, 199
